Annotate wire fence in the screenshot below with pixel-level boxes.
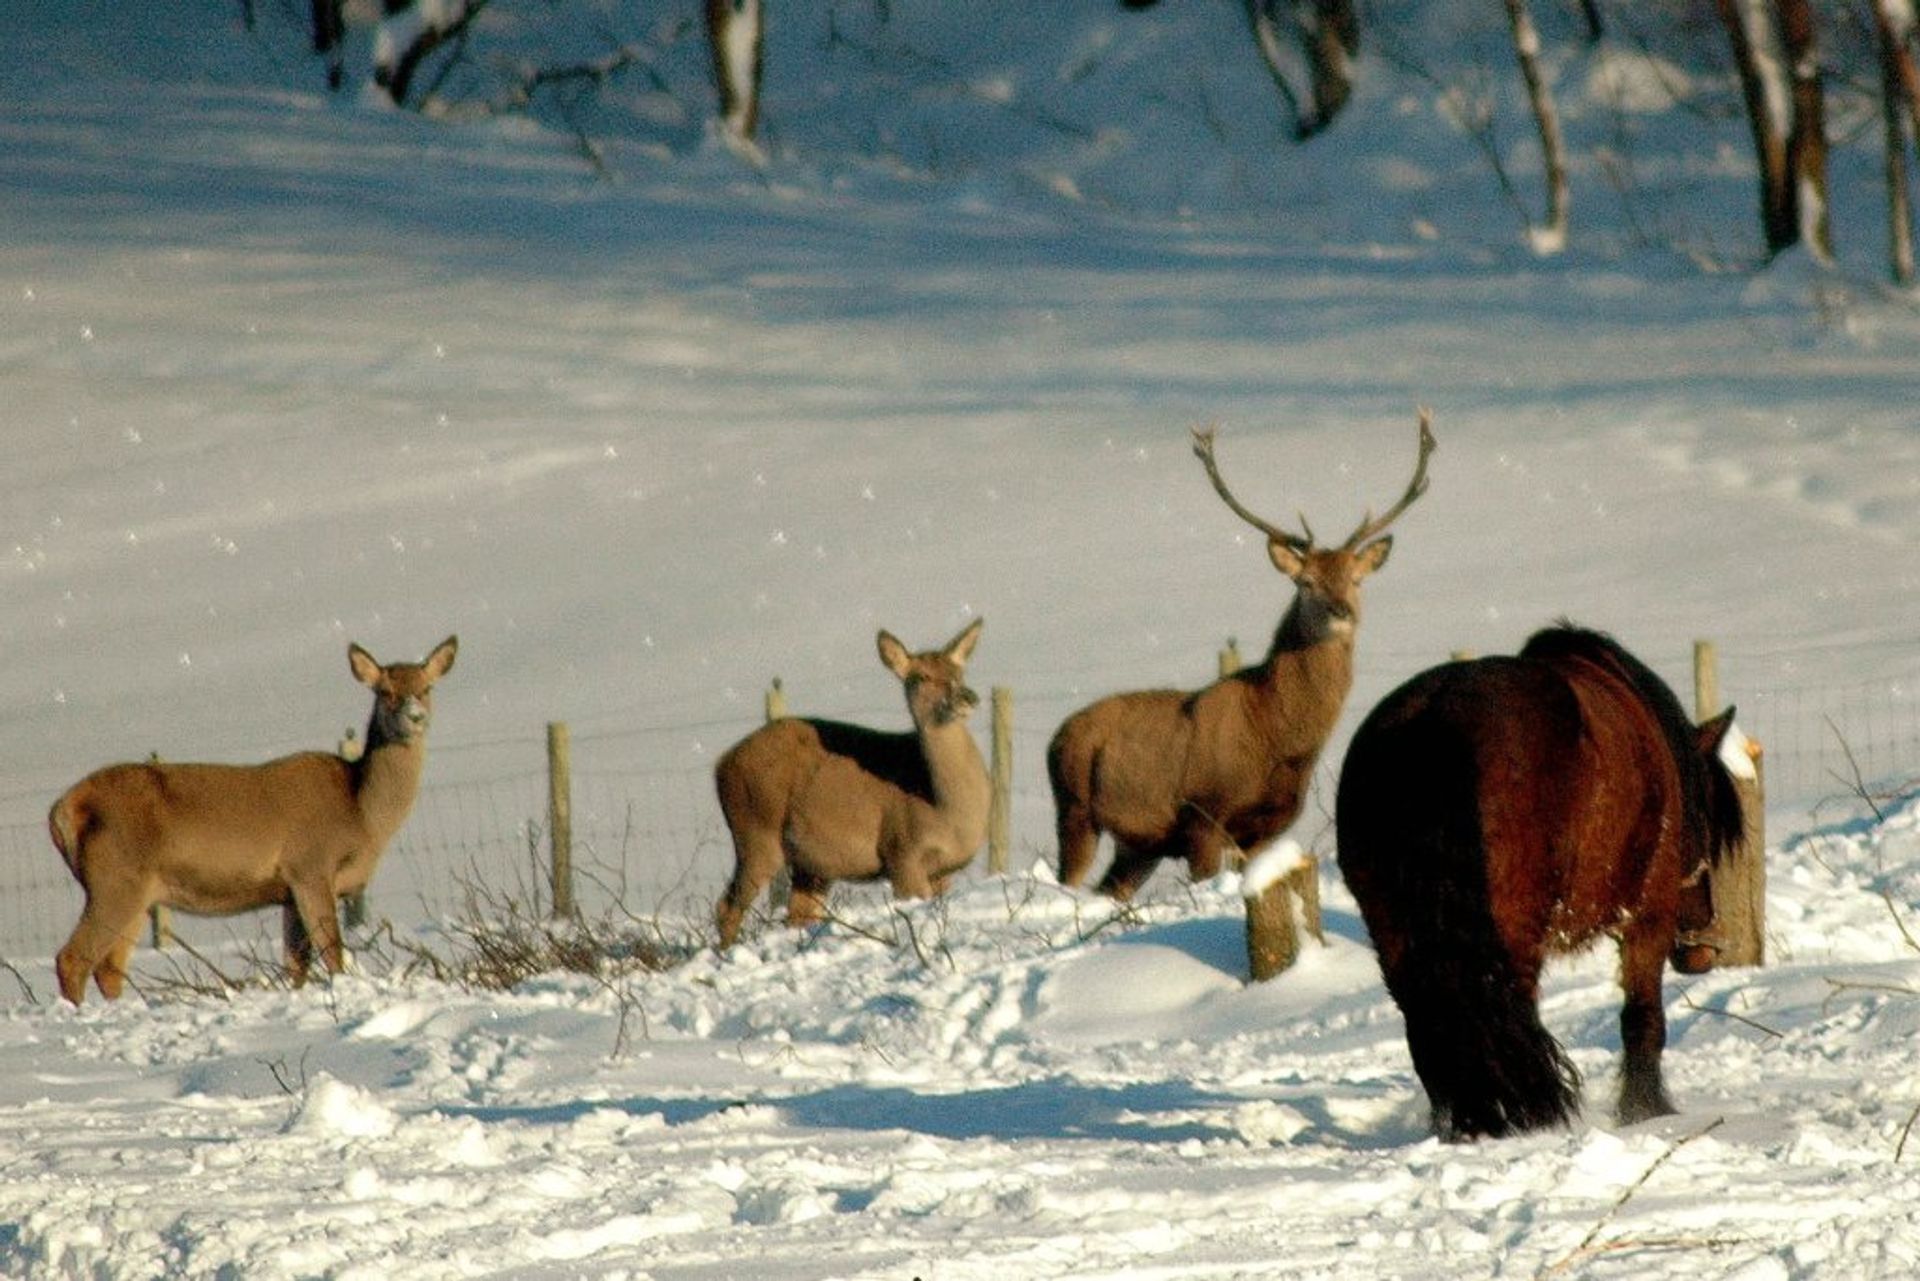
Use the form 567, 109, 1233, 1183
1, 641, 1915, 967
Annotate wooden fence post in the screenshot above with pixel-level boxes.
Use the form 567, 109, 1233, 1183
149, 904, 174, 950
338, 727, 368, 930
144, 751, 173, 949
1694, 639, 1766, 967
1246, 849, 1323, 982
1693, 640, 1721, 725
1234, 622, 1323, 978
1246, 879, 1299, 980
988, 686, 1013, 874
547, 721, 575, 919
765, 679, 791, 913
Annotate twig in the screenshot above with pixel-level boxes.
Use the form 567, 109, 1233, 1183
892, 906, 933, 969
1824, 716, 1887, 824
0, 955, 38, 1005
1539, 1117, 1727, 1278
1881, 891, 1920, 955
1544, 1234, 1749, 1273
1679, 989, 1783, 1040
1821, 975, 1919, 1015
1070, 897, 1146, 946
817, 903, 904, 951
1896, 1098, 1920, 1161
261, 1048, 312, 1097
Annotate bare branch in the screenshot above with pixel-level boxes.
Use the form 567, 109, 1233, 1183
1540, 1117, 1728, 1278
1824, 715, 1887, 823
1678, 988, 1783, 1039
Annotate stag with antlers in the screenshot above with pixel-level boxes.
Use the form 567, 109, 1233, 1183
1047, 411, 1435, 900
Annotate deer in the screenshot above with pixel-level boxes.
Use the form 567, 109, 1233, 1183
47, 636, 458, 1005
1048, 410, 1435, 901
713, 619, 990, 949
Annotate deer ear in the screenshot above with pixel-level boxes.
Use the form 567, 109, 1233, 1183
1354, 536, 1393, 578
1267, 538, 1307, 579
944, 617, 983, 667
348, 644, 383, 687
424, 635, 458, 679
876, 631, 913, 678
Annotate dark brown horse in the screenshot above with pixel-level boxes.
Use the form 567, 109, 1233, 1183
1335, 625, 1744, 1140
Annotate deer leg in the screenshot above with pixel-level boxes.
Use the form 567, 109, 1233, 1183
1055, 800, 1101, 888
288, 880, 346, 982
56, 881, 151, 1005
95, 919, 143, 1001
282, 902, 315, 988
887, 853, 937, 902
715, 829, 784, 948
1181, 820, 1232, 882
1096, 841, 1162, 903
1615, 925, 1677, 1124
787, 868, 831, 928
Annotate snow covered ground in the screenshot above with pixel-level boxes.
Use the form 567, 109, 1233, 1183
3, 2, 1920, 1276
6, 811, 1920, 1279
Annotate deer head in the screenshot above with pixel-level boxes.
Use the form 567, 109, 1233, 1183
1192, 409, 1435, 639
878, 618, 983, 728
351, 636, 458, 748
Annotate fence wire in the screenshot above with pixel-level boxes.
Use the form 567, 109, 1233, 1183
1, 646, 1915, 966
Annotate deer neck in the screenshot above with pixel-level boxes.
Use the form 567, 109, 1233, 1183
916, 719, 991, 843
352, 717, 428, 842
1246, 598, 1358, 740
1266, 592, 1356, 658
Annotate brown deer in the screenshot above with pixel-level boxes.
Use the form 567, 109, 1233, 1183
47, 636, 458, 1005
714, 619, 989, 948
1048, 411, 1435, 900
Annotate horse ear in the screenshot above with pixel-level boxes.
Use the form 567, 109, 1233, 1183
1696, 706, 1736, 755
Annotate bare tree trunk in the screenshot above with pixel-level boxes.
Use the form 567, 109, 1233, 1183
1244, 0, 1360, 141
1304, 0, 1359, 131
1577, 0, 1605, 43
1874, 0, 1920, 283
375, 2, 480, 108
1504, 0, 1570, 253
1780, 0, 1832, 261
1715, 0, 1799, 257
706, 0, 767, 148
311, 0, 345, 91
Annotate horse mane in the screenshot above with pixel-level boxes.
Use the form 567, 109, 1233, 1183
1519, 622, 1743, 867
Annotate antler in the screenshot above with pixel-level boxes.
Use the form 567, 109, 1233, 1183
1339, 407, 1437, 551
1190, 425, 1313, 553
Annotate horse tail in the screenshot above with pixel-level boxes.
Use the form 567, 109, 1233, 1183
1338, 700, 1581, 1140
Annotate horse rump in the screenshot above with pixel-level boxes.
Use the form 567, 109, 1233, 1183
1336, 670, 1581, 1140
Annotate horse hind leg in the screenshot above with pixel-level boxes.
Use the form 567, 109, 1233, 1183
1616, 926, 1679, 1124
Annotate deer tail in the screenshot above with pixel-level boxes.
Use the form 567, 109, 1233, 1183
48, 789, 91, 877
